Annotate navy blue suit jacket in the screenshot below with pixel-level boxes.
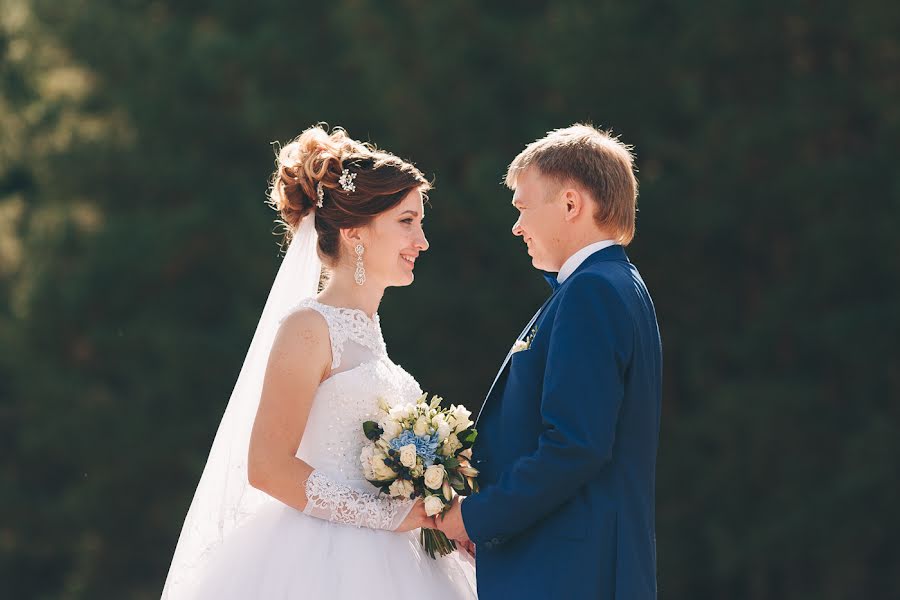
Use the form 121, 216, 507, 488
461, 245, 662, 599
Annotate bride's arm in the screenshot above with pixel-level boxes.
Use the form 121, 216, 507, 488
247, 308, 430, 532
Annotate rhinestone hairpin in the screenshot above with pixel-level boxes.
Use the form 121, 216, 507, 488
339, 168, 356, 193
316, 182, 324, 208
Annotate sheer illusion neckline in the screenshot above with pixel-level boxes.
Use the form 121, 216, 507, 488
296, 298, 388, 370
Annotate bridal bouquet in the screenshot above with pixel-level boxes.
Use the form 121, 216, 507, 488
360, 393, 479, 558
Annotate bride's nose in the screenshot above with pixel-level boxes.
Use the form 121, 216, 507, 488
414, 231, 429, 252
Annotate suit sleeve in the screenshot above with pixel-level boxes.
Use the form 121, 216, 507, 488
462, 274, 633, 543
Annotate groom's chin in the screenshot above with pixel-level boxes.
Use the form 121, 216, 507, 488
529, 256, 547, 271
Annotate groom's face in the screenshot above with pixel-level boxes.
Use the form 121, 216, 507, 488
511, 167, 567, 272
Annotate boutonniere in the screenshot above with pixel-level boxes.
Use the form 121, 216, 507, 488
511, 325, 539, 355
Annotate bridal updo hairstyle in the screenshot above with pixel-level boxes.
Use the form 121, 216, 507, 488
268, 125, 430, 265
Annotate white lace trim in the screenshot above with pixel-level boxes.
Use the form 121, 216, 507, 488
282, 298, 388, 370
302, 471, 413, 530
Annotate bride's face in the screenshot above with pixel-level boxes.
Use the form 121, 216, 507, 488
357, 189, 429, 288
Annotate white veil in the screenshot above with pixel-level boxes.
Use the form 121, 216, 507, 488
161, 214, 321, 599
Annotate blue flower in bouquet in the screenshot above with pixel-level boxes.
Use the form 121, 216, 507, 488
390, 430, 440, 466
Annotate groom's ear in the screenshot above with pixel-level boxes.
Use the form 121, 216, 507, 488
562, 188, 586, 223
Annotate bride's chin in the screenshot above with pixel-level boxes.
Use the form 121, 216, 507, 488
387, 271, 415, 287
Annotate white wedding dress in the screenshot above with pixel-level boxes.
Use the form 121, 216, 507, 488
186, 298, 476, 599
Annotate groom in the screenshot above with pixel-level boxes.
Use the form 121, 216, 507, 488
436, 124, 662, 599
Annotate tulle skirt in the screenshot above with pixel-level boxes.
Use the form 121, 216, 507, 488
191, 499, 477, 599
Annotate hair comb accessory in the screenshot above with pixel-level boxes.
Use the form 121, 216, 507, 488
339, 168, 356, 193
316, 182, 325, 208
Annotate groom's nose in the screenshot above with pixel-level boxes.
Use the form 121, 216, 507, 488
512, 218, 524, 237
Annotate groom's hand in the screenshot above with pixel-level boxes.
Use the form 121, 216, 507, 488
436, 497, 470, 543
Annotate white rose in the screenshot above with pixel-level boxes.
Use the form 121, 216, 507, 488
441, 433, 462, 456
413, 415, 430, 437
433, 415, 451, 442
424, 464, 446, 490
446, 414, 457, 431
380, 418, 402, 441
360, 446, 375, 480
388, 403, 413, 422
370, 452, 395, 480
423, 495, 445, 517
452, 405, 473, 432
399, 444, 418, 468
388, 478, 415, 499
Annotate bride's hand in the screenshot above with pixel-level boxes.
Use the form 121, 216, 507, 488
395, 499, 435, 532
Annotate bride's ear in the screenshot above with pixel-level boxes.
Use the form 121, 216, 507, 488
339, 227, 365, 255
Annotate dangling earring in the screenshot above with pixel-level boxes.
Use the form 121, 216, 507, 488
354, 244, 366, 286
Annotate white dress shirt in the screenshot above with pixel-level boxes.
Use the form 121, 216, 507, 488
556, 240, 617, 284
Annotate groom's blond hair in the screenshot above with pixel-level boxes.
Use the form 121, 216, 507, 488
505, 124, 638, 245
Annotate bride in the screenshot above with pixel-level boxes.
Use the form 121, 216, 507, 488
161, 126, 477, 598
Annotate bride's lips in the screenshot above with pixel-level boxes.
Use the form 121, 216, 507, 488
400, 253, 418, 268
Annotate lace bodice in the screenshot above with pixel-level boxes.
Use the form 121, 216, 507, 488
279, 299, 422, 509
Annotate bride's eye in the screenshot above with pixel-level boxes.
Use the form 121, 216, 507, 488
401, 218, 414, 224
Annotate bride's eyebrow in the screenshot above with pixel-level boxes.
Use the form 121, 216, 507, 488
399, 210, 420, 217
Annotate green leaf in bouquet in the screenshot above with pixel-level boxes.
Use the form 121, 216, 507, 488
449, 472, 466, 492
365, 478, 396, 495
458, 428, 478, 449
441, 456, 460, 469
362, 421, 384, 441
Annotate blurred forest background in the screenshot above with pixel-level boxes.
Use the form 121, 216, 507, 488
2, 0, 898, 598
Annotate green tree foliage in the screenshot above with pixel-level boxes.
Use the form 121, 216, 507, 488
2, 0, 898, 597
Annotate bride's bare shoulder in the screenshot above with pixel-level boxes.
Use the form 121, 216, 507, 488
271, 308, 331, 369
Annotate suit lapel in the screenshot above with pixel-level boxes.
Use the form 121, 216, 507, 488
475, 290, 556, 424
473, 246, 629, 425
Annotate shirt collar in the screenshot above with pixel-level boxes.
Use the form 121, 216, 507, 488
556, 240, 617, 284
